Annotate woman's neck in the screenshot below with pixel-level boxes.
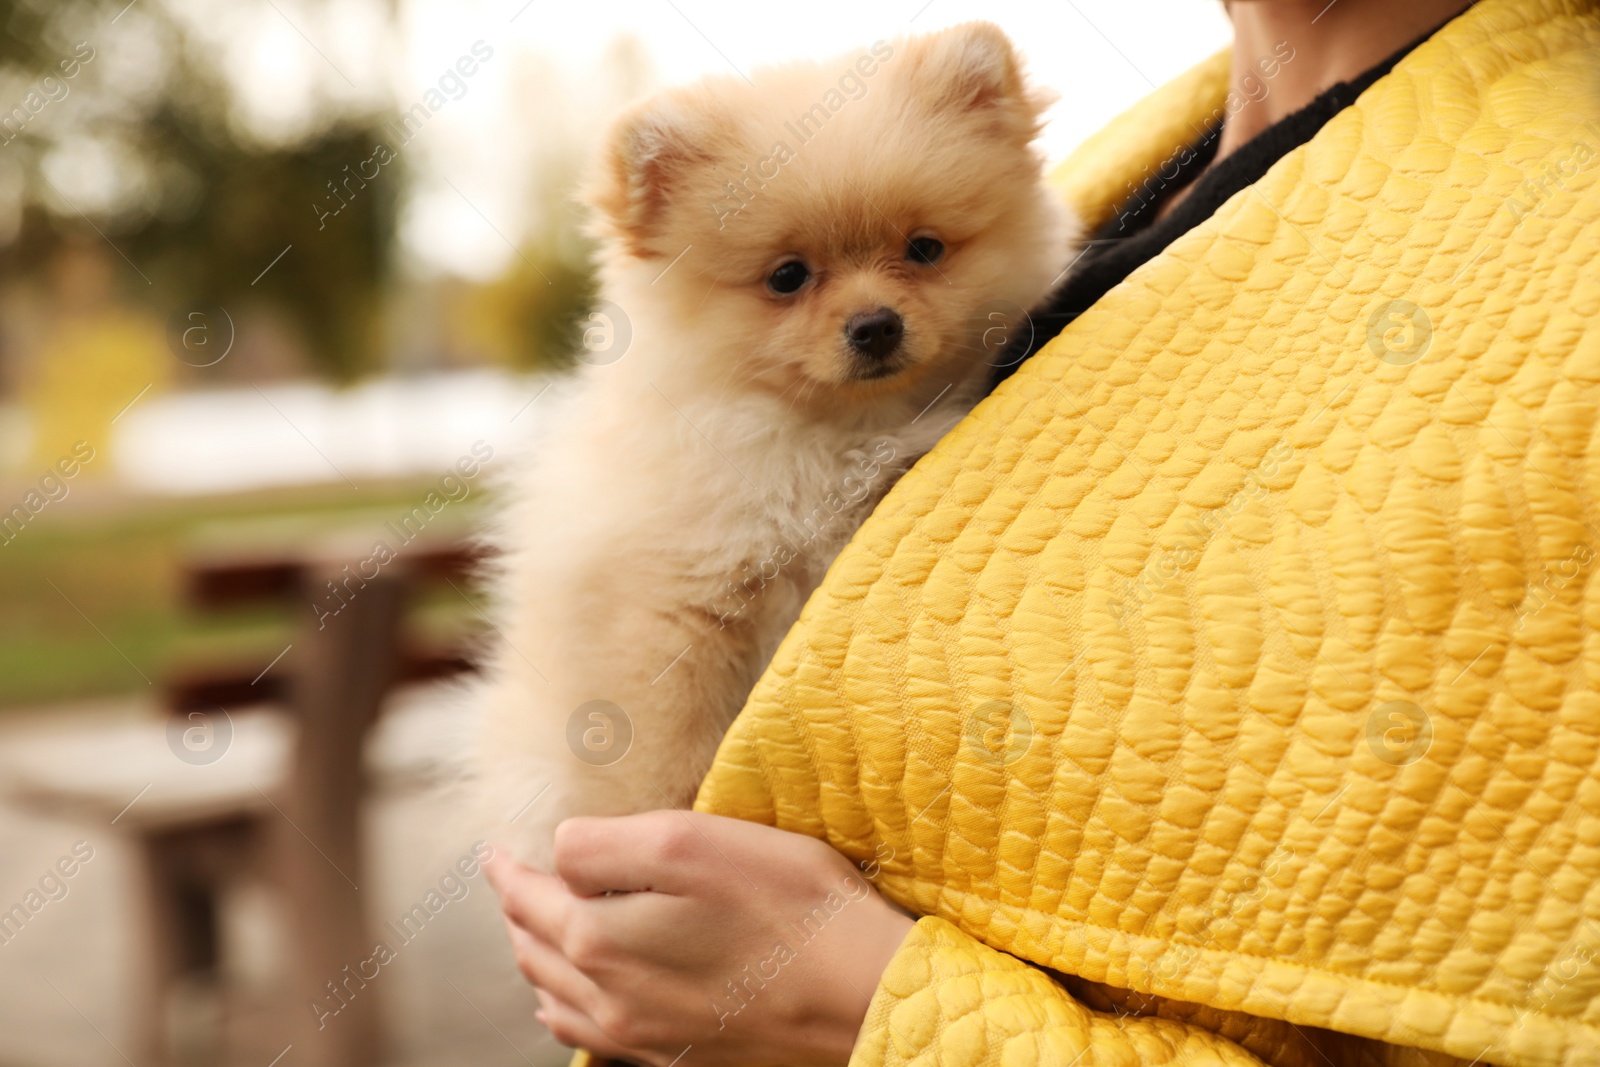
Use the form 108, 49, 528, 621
1217, 0, 1471, 163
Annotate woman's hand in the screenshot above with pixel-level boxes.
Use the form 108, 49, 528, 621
485, 810, 914, 1067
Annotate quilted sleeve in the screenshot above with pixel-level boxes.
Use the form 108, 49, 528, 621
851, 918, 1267, 1067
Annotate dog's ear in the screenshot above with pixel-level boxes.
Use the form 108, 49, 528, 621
903, 22, 1049, 136
587, 97, 710, 257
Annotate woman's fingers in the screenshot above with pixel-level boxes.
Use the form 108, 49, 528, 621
485, 814, 908, 1063
534, 991, 638, 1061
502, 916, 602, 1014
507, 922, 660, 1065
484, 849, 579, 946
552, 811, 700, 897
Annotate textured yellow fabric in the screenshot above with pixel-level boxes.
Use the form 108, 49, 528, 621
856, 917, 1270, 1066
696, 2, 1600, 1065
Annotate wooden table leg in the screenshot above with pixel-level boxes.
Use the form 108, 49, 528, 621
131, 834, 190, 1067
131, 817, 262, 1067
274, 565, 406, 1067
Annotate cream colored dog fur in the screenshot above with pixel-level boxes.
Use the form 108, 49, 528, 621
473, 22, 1076, 865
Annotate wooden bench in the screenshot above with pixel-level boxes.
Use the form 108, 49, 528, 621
6, 536, 482, 1067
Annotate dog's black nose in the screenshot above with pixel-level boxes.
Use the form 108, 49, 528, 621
845, 307, 904, 360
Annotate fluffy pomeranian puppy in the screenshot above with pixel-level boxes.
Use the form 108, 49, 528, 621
473, 21, 1076, 865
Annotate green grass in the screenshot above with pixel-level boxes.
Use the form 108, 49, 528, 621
0, 481, 489, 710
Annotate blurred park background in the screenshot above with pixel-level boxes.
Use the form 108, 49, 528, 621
0, 1, 1231, 1065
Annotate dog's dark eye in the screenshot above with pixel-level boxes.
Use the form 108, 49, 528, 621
907, 237, 944, 265
767, 260, 810, 295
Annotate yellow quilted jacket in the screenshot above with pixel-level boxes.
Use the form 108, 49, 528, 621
691, 1, 1600, 1065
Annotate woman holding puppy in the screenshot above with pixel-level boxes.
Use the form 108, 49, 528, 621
488, 0, 1600, 1064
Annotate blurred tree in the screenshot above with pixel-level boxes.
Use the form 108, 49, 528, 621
128, 104, 398, 381
0, 0, 398, 381
453, 220, 597, 372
